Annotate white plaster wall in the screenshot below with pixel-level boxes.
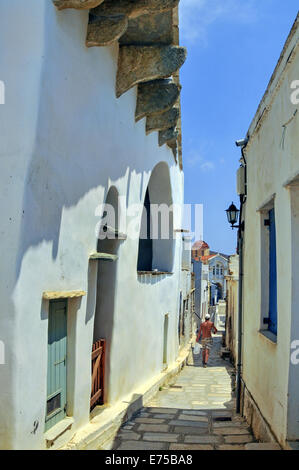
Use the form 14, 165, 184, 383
0, 1, 185, 449
0, 0, 47, 449
200, 264, 209, 319
225, 255, 239, 363
242, 30, 299, 444
287, 185, 299, 440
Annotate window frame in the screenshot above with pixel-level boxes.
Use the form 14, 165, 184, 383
258, 196, 278, 342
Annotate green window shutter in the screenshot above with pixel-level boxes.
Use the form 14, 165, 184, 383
45, 300, 67, 431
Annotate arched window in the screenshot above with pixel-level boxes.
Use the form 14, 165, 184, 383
137, 188, 152, 271
97, 186, 120, 256
137, 162, 174, 273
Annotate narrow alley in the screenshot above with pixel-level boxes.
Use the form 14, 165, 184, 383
1, 2, 298, 452
112, 336, 268, 451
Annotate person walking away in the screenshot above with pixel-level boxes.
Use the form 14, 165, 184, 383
196, 314, 218, 367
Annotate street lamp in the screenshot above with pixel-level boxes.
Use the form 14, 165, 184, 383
226, 202, 240, 229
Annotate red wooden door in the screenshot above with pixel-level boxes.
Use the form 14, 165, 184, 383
90, 339, 105, 410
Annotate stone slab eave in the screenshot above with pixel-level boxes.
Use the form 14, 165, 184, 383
52, 0, 186, 167
115, 45, 186, 97
53, 0, 104, 10
135, 79, 181, 122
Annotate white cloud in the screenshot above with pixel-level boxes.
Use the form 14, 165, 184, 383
200, 161, 215, 171
179, 0, 259, 45
186, 151, 215, 172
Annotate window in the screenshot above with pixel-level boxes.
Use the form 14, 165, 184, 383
137, 162, 174, 273
268, 208, 277, 335
137, 189, 153, 271
260, 202, 277, 338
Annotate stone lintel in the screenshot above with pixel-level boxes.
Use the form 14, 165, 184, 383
159, 126, 178, 146
146, 107, 179, 134
135, 79, 181, 122
43, 290, 86, 299
116, 45, 186, 97
86, 14, 128, 47
91, 0, 179, 20
53, 0, 104, 10
119, 11, 173, 46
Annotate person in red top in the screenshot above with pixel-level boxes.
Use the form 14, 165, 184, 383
196, 314, 218, 367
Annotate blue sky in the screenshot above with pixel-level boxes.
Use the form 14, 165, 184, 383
179, 0, 299, 254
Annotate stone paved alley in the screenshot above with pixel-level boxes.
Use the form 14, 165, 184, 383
113, 335, 258, 451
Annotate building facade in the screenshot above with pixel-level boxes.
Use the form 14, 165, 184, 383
179, 234, 195, 347
207, 254, 229, 304
192, 241, 229, 322
239, 14, 299, 448
0, 0, 192, 450
224, 254, 239, 364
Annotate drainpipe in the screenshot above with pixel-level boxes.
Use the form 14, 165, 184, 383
236, 144, 247, 414
236, 199, 243, 413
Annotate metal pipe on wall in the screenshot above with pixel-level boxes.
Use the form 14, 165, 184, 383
236, 144, 247, 414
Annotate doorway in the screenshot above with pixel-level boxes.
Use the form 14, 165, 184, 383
45, 300, 67, 431
163, 314, 169, 368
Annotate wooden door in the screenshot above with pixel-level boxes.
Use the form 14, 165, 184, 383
90, 339, 105, 410
45, 300, 67, 431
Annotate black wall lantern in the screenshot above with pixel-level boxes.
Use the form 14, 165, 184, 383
226, 202, 240, 229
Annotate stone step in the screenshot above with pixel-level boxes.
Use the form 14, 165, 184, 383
245, 442, 281, 450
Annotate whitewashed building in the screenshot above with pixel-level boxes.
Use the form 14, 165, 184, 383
238, 13, 299, 449
0, 0, 192, 450
208, 253, 229, 304
224, 254, 239, 364
179, 234, 195, 348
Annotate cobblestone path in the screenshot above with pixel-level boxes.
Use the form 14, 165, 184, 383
113, 335, 257, 450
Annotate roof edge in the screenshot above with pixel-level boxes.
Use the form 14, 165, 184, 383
245, 12, 299, 144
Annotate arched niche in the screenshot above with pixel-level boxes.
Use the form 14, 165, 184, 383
97, 185, 120, 256
137, 162, 175, 273
92, 186, 123, 406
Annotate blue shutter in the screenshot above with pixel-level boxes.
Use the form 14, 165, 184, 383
45, 300, 67, 431
268, 209, 277, 335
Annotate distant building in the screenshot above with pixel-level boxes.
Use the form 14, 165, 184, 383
207, 253, 229, 304
192, 241, 230, 320
179, 235, 196, 347
192, 258, 202, 325
192, 240, 210, 259
225, 254, 239, 364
